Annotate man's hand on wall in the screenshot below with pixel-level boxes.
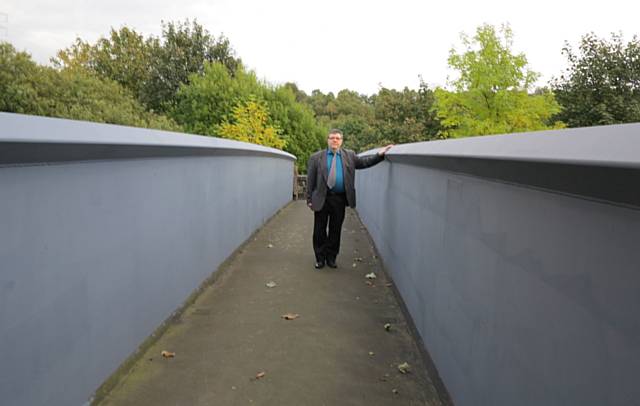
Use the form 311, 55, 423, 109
378, 144, 394, 156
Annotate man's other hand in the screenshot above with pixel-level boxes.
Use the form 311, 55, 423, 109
307, 201, 313, 210
378, 144, 394, 156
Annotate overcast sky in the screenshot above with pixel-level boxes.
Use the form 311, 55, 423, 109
2, 0, 639, 95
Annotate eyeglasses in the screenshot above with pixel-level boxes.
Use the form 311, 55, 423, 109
328, 136, 342, 140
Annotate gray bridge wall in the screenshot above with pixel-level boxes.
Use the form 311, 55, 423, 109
356, 125, 640, 406
0, 113, 295, 406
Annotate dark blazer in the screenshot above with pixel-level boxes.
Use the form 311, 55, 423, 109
306, 149, 384, 211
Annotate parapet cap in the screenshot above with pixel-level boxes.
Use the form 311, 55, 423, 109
386, 124, 640, 169
0, 112, 296, 166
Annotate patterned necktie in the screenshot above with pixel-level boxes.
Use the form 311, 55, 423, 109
327, 151, 337, 189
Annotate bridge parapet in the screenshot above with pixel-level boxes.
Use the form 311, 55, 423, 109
356, 125, 640, 406
0, 113, 295, 406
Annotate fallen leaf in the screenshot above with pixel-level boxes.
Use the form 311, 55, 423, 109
365, 272, 377, 279
352, 263, 357, 268
267, 243, 273, 248
369, 351, 375, 356
281, 313, 300, 320
392, 389, 399, 395
384, 323, 392, 331
398, 362, 411, 374
265, 281, 277, 288
385, 283, 393, 287
355, 257, 363, 262
161, 350, 175, 358
256, 371, 266, 379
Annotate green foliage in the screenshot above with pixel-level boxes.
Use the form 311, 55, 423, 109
298, 84, 440, 152
261, 86, 325, 170
219, 99, 284, 149
171, 62, 263, 135
312, 89, 374, 151
552, 32, 640, 127
1, 42, 180, 130
434, 24, 563, 138
171, 63, 324, 170
54, 27, 154, 105
307, 89, 340, 124
146, 20, 241, 112
370, 84, 441, 147
0, 43, 42, 114
53, 20, 241, 113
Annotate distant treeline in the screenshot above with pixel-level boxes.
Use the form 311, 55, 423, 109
2, 21, 640, 170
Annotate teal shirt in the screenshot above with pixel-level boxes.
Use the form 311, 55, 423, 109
327, 149, 344, 193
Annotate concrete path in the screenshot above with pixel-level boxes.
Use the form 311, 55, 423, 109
98, 201, 444, 406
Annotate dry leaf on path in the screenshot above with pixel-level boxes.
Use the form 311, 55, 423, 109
265, 281, 277, 288
267, 243, 274, 248
365, 273, 377, 279
281, 313, 300, 320
256, 371, 266, 379
161, 350, 175, 358
398, 362, 411, 374
384, 323, 392, 331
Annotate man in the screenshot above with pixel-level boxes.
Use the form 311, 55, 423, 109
306, 129, 392, 269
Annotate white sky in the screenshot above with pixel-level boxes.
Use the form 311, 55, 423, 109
2, 0, 639, 95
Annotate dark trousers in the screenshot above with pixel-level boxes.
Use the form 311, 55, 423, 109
313, 193, 347, 262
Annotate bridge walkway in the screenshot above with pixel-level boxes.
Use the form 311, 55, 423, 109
98, 200, 444, 406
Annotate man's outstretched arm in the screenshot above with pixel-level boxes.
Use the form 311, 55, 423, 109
355, 144, 393, 169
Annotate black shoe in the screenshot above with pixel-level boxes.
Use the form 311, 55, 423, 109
326, 258, 337, 268
315, 260, 325, 269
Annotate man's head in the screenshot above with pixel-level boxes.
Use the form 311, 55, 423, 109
327, 129, 343, 152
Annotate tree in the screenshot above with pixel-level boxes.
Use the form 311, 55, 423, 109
146, 20, 241, 112
261, 85, 325, 171
283, 82, 309, 104
218, 99, 285, 149
551, 32, 640, 127
434, 24, 563, 138
171, 62, 264, 135
306, 89, 339, 123
329, 90, 375, 151
298, 88, 375, 152
370, 83, 441, 148
1, 42, 43, 114
53, 20, 241, 113
54, 27, 154, 104
298, 85, 440, 152
171, 62, 325, 171
1, 42, 180, 131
